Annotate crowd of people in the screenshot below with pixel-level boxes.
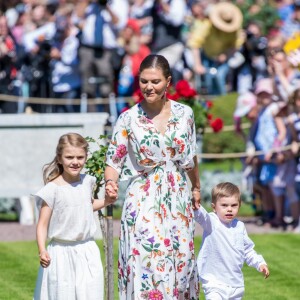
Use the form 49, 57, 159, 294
233, 32, 300, 232
0, 0, 299, 114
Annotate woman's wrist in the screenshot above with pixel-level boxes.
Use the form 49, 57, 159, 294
191, 187, 201, 192
39, 250, 47, 257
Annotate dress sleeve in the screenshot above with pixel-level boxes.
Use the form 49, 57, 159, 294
34, 183, 56, 210
106, 112, 130, 174
178, 106, 197, 170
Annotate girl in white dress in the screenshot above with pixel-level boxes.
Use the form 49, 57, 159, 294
33, 133, 118, 300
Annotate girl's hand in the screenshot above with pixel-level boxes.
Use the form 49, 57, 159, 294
39, 250, 51, 268
259, 264, 270, 279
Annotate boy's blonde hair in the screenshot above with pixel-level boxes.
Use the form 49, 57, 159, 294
211, 182, 241, 205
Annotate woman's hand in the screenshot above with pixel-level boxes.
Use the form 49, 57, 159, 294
105, 180, 119, 204
191, 189, 201, 210
39, 250, 51, 268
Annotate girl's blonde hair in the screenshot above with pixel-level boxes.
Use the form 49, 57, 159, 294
211, 182, 241, 205
43, 133, 88, 184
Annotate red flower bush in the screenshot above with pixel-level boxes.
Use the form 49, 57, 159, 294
210, 118, 224, 133
167, 80, 223, 134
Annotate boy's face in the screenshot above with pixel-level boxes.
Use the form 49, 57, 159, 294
212, 196, 240, 223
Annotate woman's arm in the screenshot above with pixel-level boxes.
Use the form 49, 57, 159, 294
104, 165, 120, 183
187, 156, 201, 209
36, 201, 52, 268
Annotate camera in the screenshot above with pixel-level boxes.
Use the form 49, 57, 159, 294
98, 0, 108, 6
246, 31, 267, 56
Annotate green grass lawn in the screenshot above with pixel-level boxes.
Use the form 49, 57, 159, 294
0, 234, 299, 300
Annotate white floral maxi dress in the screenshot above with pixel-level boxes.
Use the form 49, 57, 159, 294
106, 101, 199, 299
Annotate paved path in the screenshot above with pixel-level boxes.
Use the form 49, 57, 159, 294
0, 217, 285, 242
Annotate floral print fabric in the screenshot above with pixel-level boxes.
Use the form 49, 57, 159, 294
106, 101, 199, 299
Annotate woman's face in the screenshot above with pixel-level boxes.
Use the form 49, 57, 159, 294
139, 67, 171, 104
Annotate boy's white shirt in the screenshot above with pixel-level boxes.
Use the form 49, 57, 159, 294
194, 206, 266, 287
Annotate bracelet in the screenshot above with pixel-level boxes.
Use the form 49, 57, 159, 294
105, 179, 114, 185
192, 187, 201, 192
39, 250, 47, 257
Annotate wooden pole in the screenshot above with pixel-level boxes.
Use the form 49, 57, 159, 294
106, 205, 114, 300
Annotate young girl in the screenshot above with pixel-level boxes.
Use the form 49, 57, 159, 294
33, 133, 118, 300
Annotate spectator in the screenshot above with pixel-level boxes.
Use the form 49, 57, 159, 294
267, 33, 300, 103
234, 91, 276, 225
232, 20, 268, 94
74, 0, 128, 111
281, 0, 300, 39
0, 12, 18, 113
187, 2, 244, 95
254, 77, 297, 228
150, 0, 187, 83
116, 18, 151, 113
50, 11, 81, 113
22, 0, 58, 111
286, 84, 300, 231
182, 0, 209, 91
129, 0, 153, 46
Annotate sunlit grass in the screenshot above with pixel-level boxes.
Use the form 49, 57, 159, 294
1, 234, 299, 300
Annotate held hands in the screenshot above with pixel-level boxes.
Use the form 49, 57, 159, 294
259, 264, 270, 279
39, 250, 51, 268
105, 180, 119, 205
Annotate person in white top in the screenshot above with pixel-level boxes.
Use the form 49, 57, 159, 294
194, 182, 270, 300
33, 133, 118, 300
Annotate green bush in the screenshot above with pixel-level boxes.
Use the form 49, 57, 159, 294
235, 0, 280, 35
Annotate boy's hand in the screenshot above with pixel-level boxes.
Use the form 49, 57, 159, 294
259, 264, 270, 279
39, 250, 51, 268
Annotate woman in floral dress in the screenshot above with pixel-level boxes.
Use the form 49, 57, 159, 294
105, 54, 201, 299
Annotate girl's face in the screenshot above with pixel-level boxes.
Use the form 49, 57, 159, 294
212, 196, 240, 224
59, 145, 87, 182
257, 92, 272, 107
139, 67, 171, 104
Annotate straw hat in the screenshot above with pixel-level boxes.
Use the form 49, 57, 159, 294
209, 2, 243, 33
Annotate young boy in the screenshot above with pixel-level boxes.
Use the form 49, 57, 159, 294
194, 182, 270, 300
